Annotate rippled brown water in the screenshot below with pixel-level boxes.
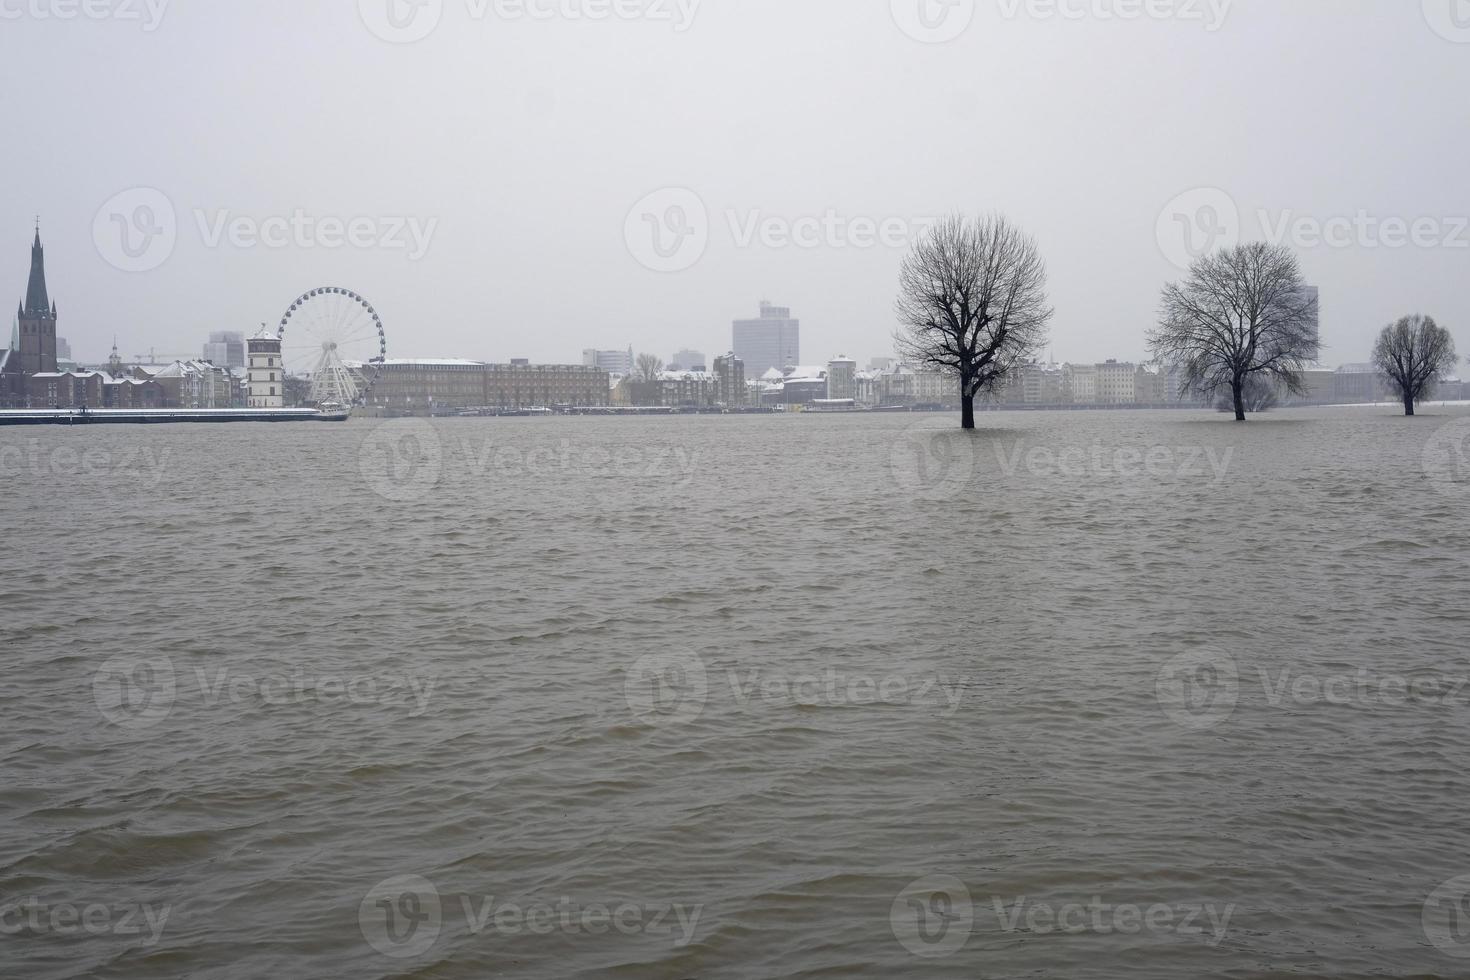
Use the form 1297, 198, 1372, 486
2, 407, 1469, 979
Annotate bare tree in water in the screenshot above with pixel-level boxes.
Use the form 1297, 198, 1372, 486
1149, 242, 1320, 421
1371, 315, 1458, 417
895, 214, 1053, 430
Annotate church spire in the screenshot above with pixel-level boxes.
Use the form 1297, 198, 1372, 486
24, 222, 50, 316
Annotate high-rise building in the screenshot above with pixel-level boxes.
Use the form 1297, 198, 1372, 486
826, 356, 857, 401
55, 336, 71, 361
732, 301, 800, 379
16, 226, 57, 377
670, 349, 707, 372
583, 347, 634, 377
204, 331, 246, 370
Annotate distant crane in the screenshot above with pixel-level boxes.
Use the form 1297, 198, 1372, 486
131, 349, 197, 365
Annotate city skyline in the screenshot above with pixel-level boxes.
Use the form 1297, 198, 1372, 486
10, 226, 1446, 392
7, 3, 1468, 371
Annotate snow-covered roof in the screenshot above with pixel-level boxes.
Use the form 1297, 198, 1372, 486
372, 358, 487, 367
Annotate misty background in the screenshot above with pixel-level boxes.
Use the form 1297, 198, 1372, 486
2, 0, 1466, 369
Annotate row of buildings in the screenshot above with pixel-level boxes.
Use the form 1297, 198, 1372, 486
0, 228, 277, 409
9, 229, 1459, 416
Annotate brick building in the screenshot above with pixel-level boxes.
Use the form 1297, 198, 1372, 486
365, 360, 610, 415
0, 226, 58, 406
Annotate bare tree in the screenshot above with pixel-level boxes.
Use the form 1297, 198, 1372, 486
1371, 315, 1458, 417
635, 353, 664, 384
1149, 242, 1320, 421
895, 213, 1053, 429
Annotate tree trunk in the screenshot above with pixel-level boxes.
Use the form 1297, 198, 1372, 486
961, 394, 976, 430
1405, 392, 1416, 417
1232, 382, 1246, 422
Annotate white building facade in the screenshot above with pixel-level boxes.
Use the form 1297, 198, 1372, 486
248, 331, 284, 408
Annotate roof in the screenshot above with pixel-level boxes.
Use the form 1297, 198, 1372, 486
375, 358, 486, 367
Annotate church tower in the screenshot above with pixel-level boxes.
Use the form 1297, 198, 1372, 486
18, 225, 57, 376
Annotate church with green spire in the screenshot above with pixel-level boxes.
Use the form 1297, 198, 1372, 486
1, 224, 65, 406
18, 223, 58, 376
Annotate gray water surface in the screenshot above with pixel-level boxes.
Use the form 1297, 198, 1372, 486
2, 408, 1468, 978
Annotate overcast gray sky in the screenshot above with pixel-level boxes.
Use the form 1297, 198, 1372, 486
3, 0, 1468, 369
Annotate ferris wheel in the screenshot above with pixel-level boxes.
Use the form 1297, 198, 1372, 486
277, 287, 387, 406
